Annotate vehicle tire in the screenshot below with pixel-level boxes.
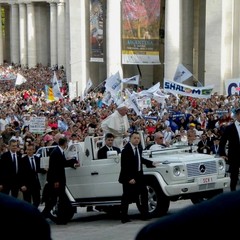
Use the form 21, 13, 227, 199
190, 189, 223, 204
49, 201, 75, 223
137, 180, 170, 218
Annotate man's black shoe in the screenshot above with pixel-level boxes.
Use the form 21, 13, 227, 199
41, 210, 57, 223
121, 218, 131, 224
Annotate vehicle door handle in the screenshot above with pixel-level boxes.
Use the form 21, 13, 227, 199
91, 172, 99, 175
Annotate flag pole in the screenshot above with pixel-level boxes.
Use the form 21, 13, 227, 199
92, 79, 105, 92
192, 74, 203, 87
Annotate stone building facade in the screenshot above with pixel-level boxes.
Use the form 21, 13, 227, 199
0, 0, 240, 98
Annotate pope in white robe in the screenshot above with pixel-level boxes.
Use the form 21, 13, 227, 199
101, 105, 130, 149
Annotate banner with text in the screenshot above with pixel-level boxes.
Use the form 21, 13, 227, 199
224, 78, 240, 96
164, 79, 214, 99
122, 0, 161, 65
90, 0, 104, 62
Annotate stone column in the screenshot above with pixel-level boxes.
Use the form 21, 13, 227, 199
4, 7, 10, 63
106, 0, 122, 77
57, 1, 66, 68
67, 0, 87, 99
50, 1, 57, 67
27, 2, 37, 68
181, 0, 194, 83
232, 0, 240, 78
19, 3, 27, 67
10, 3, 20, 64
164, 0, 182, 80
0, 4, 3, 65
205, 0, 222, 93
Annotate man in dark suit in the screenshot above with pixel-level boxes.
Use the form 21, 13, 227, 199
97, 133, 121, 159
119, 131, 157, 223
41, 137, 79, 224
135, 190, 240, 240
0, 139, 21, 197
0, 193, 52, 239
18, 143, 46, 208
219, 107, 240, 191
197, 133, 212, 154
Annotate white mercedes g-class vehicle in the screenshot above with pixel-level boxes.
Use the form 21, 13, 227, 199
37, 133, 230, 223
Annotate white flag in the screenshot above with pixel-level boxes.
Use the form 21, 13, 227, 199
102, 91, 113, 106
138, 82, 160, 97
173, 63, 192, 83
52, 71, 63, 99
122, 75, 140, 85
105, 71, 122, 97
84, 78, 93, 96
15, 73, 27, 86
125, 89, 141, 116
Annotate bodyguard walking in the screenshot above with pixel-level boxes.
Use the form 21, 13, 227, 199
219, 107, 240, 191
42, 137, 79, 224
118, 131, 157, 223
18, 143, 45, 208
0, 139, 21, 197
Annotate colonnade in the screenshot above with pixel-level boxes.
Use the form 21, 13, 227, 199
0, 0, 66, 68
0, 0, 239, 98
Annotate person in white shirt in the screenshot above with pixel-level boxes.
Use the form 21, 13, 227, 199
101, 104, 130, 149
149, 132, 168, 150
0, 113, 7, 132
162, 126, 175, 144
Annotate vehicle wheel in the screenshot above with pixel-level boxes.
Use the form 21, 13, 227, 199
191, 189, 223, 204
49, 201, 75, 223
137, 180, 170, 218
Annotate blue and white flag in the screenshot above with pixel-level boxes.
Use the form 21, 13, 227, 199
173, 63, 192, 83
138, 82, 160, 97
84, 78, 93, 97
122, 75, 140, 85
52, 71, 63, 99
105, 71, 122, 97
125, 89, 141, 116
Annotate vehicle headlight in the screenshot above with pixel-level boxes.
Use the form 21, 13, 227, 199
173, 166, 181, 176
218, 159, 224, 171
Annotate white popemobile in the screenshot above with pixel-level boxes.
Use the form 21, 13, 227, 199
37, 132, 230, 223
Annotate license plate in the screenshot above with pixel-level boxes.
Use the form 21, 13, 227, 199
197, 176, 217, 184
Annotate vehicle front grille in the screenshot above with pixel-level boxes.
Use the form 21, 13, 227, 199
187, 161, 217, 177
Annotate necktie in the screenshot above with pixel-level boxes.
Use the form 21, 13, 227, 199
31, 157, 35, 171
12, 153, 17, 173
135, 147, 140, 171
134, 147, 138, 159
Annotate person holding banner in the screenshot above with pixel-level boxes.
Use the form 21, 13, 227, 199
101, 103, 130, 149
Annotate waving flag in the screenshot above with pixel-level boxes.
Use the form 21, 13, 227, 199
45, 85, 54, 101
52, 71, 63, 99
173, 64, 192, 83
125, 89, 141, 116
15, 73, 27, 86
122, 75, 140, 85
83, 78, 93, 97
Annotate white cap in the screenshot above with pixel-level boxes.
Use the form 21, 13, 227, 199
117, 102, 128, 109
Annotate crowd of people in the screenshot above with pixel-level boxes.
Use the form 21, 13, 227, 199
0, 62, 240, 227
0, 62, 237, 158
